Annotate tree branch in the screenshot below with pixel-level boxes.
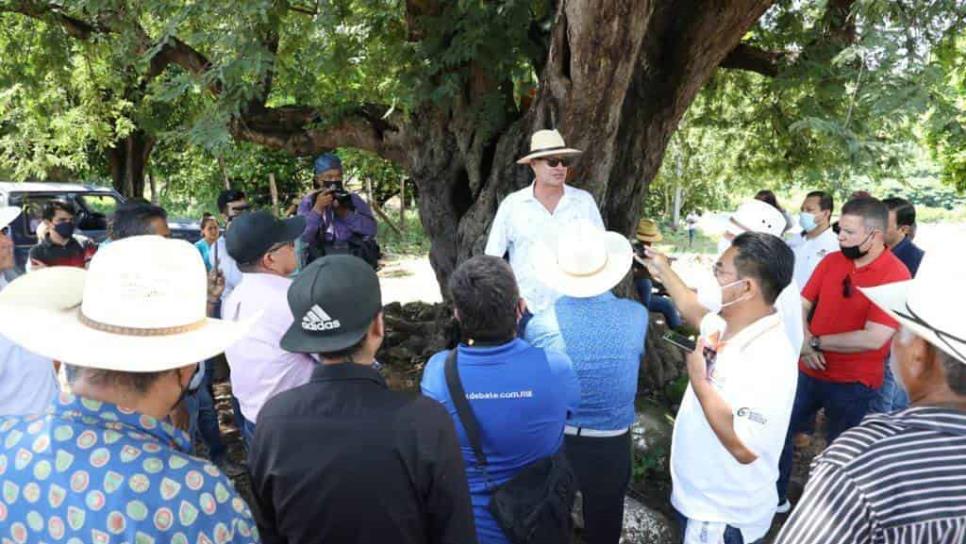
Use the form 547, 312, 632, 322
0, 1, 105, 39
230, 104, 408, 165
719, 43, 782, 77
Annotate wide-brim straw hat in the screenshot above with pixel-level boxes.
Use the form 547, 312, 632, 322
533, 220, 632, 298
0, 236, 257, 371
0, 206, 20, 229
636, 219, 663, 243
517, 129, 582, 165
861, 247, 966, 365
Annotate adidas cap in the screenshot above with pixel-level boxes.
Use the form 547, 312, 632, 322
280, 255, 382, 354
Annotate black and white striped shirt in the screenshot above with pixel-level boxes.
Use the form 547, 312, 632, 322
775, 406, 966, 543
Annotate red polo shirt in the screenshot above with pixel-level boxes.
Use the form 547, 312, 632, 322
801, 249, 911, 388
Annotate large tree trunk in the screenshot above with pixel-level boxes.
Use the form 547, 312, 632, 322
409, 0, 773, 293
107, 130, 155, 198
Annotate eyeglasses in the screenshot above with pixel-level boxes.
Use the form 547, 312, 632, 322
842, 275, 852, 298
541, 157, 571, 168
895, 303, 966, 364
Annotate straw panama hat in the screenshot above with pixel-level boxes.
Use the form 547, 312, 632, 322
722, 199, 786, 237
636, 219, 663, 243
517, 129, 582, 165
0, 206, 20, 229
0, 235, 257, 371
533, 220, 633, 298
861, 247, 966, 365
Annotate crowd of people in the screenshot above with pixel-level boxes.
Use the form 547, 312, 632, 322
0, 129, 962, 544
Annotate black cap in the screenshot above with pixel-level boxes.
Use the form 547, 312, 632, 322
280, 255, 382, 354
224, 211, 305, 265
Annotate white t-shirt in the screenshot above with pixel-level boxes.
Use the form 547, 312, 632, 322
776, 280, 803, 355
788, 227, 839, 290
0, 277, 59, 416
484, 183, 604, 314
671, 312, 798, 542
214, 236, 242, 302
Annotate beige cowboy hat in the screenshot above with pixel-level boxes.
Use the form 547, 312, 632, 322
861, 246, 966, 365
533, 220, 633, 298
635, 219, 663, 243
0, 235, 257, 371
0, 206, 20, 230
717, 199, 786, 238
517, 129, 582, 165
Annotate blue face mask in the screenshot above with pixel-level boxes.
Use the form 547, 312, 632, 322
799, 212, 818, 233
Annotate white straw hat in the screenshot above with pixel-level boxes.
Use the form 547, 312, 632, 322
0, 206, 20, 229
723, 199, 787, 237
517, 129, 582, 165
861, 247, 966, 365
532, 220, 632, 298
0, 235, 257, 371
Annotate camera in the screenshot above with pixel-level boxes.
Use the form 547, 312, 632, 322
318, 181, 355, 211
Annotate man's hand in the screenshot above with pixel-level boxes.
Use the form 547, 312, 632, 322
801, 346, 826, 370
312, 190, 335, 213
639, 246, 673, 283
686, 340, 709, 385
207, 268, 225, 306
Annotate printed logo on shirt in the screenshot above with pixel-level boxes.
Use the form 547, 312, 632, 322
465, 390, 534, 400
736, 407, 767, 425
302, 304, 342, 331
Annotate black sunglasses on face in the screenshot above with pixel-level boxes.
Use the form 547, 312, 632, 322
542, 157, 571, 168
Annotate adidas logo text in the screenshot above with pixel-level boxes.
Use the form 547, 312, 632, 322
302, 304, 342, 331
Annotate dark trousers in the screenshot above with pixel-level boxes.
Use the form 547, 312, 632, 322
241, 416, 256, 450
186, 360, 226, 463
674, 509, 763, 544
777, 371, 877, 501
565, 431, 632, 544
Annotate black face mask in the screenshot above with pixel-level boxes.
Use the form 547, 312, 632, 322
840, 232, 873, 260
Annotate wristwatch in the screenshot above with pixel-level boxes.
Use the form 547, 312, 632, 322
809, 336, 822, 352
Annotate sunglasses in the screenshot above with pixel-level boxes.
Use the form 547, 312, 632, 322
541, 157, 572, 168
842, 275, 853, 298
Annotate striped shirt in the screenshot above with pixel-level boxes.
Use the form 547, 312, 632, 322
775, 406, 966, 543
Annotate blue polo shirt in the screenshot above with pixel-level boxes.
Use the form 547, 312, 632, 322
526, 292, 648, 430
421, 338, 579, 544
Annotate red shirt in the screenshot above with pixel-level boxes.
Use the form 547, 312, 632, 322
801, 249, 911, 388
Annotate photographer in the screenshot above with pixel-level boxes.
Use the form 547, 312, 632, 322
298, 153, 378, 267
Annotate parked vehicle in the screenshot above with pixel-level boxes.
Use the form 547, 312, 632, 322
0, 182, 200, 273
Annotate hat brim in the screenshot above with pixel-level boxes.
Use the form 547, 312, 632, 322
279, 320, 368, 355
533, 231, 632, 298
0, 207, 20, 230
280, 215, 307, 243
636, 232, 663, 243
0, 304, 259, 371
860, 281, 966, 365
516, 148, 582, 165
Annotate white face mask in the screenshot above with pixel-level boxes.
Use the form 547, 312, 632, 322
696, 276, 749, 314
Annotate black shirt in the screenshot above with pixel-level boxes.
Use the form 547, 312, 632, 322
249, 363, 477, 544
28, 235, 89, 268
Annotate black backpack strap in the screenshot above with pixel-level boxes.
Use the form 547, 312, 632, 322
443, 349, 488, 469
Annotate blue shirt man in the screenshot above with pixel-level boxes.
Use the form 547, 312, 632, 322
421, 339, 579, 544
523, 220, 645, 544
526, 292, 648, 430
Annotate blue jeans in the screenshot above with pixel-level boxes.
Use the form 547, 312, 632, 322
186, 361, 226, 464
635, 278, 683, 329
674, 509, 760, 544
777, 372, 877, 502
871, 361, 909, 413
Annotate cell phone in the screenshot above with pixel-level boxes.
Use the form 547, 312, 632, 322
662, 330, 696, 353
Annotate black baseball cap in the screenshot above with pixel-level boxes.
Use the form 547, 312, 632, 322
224, 211, 305, 265
281, 255, 382, 354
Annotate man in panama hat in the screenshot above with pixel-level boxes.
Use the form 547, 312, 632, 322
0, 236, 259, 542
485, 129, 604, 328
776, 247, 966, 543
